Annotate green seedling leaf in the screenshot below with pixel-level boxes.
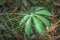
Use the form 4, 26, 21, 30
25, 18, 32, 36
34, 7, 45, 11
19, 15, 29, 26
36, 15, 51, 28
33, 17, 45, 35
35, 10, 52, 16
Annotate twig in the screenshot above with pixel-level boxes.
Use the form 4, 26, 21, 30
45, 32, 52, 40
56, 35, 60, 39
0, 13, 27, 16
12, 6, 19, 13
47, 20, 60, 33
53, 2, 60, 6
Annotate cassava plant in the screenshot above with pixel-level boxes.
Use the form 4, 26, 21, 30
19, 7, 52, 36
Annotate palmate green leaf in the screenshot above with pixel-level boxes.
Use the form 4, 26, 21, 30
29, 7, 44, 13
19, 15, 29, 26
0, 0, 6, 5
35, 10, 52, 16
25, 18, 32, 36
33, 17, 45, 35
34, 7, 45, 11
36, 15, 51, 28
